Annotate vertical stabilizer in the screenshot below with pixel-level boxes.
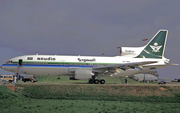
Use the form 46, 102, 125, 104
136, 30, 168, 59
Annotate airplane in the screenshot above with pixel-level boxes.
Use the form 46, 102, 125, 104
1, 29, 178, 84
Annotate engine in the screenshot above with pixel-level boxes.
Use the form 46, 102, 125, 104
74, 68, 93, 80
120, 47, 144, 57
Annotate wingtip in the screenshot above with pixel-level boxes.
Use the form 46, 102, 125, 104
168, 64, 179, 66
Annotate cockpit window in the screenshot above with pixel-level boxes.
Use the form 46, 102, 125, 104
6, 61, 12, 64
27, 57, 33, 60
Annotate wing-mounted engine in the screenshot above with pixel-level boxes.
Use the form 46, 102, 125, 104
120, 47, 144, 57
75, 68, 94, 79
69, 68, 94, 80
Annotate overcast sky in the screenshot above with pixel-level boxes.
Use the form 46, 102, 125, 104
0, 0, 179, 79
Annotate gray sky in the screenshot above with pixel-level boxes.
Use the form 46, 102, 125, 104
0, 0, 179, 79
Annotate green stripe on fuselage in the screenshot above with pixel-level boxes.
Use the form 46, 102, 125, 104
12, 61, 119, 65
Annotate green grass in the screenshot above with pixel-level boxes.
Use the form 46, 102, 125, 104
3, 76, 180, 112
15, 75, 180, 103
15, 84, 180, 103
1, 86, 180, 113
3, 99, 180, 113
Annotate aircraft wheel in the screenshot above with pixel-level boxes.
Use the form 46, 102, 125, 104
94, 79, 99, 84
89, 79, 94, 84
100, 79, 105, 84
31, 79, 34, 83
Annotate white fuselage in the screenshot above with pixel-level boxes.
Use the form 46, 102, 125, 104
1, 54, 166, 77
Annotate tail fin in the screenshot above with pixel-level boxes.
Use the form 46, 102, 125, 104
136, 30, 168, 59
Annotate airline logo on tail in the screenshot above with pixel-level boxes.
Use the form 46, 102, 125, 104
149, 42, 162, 53
135, 30, 167, 59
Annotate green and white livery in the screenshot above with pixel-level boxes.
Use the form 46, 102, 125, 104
1, 30, 178, 84
136, 30, 167, 59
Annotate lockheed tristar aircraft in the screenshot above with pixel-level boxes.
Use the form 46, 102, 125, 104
1, 30, 178, 84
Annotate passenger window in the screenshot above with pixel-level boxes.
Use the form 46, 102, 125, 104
27, 57, 33, 60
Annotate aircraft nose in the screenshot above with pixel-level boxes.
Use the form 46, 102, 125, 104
1, 65, 4, 69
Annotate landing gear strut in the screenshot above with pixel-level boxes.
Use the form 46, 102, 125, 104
89, 79, 94, 84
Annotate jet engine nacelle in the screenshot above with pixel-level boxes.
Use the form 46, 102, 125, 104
75, 68, 93, 80
120, 47, 144, 57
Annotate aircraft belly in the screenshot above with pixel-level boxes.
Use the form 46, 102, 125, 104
21, 67, 68, 76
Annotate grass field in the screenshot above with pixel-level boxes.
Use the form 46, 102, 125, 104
1, 86, 180, 113
16, 83, 180, 102
1, 76, 180, 113
16, 76, 180, 102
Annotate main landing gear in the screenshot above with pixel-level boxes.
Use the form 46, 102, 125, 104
88, 73, 105, 84
89, 79, 105, 84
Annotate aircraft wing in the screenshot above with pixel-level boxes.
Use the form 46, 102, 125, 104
92, 61, 157, 72
143, 63, 179, 69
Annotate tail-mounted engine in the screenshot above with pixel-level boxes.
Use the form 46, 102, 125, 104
120, 47, 144, 57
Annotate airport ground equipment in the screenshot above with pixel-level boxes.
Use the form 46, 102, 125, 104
158, 81, 166, 84
22, 75, 38, 83
0, 75, 13, 83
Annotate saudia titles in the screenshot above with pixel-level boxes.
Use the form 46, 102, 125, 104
78, 58, 96, 62
37, 57, 56, 61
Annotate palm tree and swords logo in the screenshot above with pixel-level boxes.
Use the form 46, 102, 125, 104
149, 42, 162, 53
